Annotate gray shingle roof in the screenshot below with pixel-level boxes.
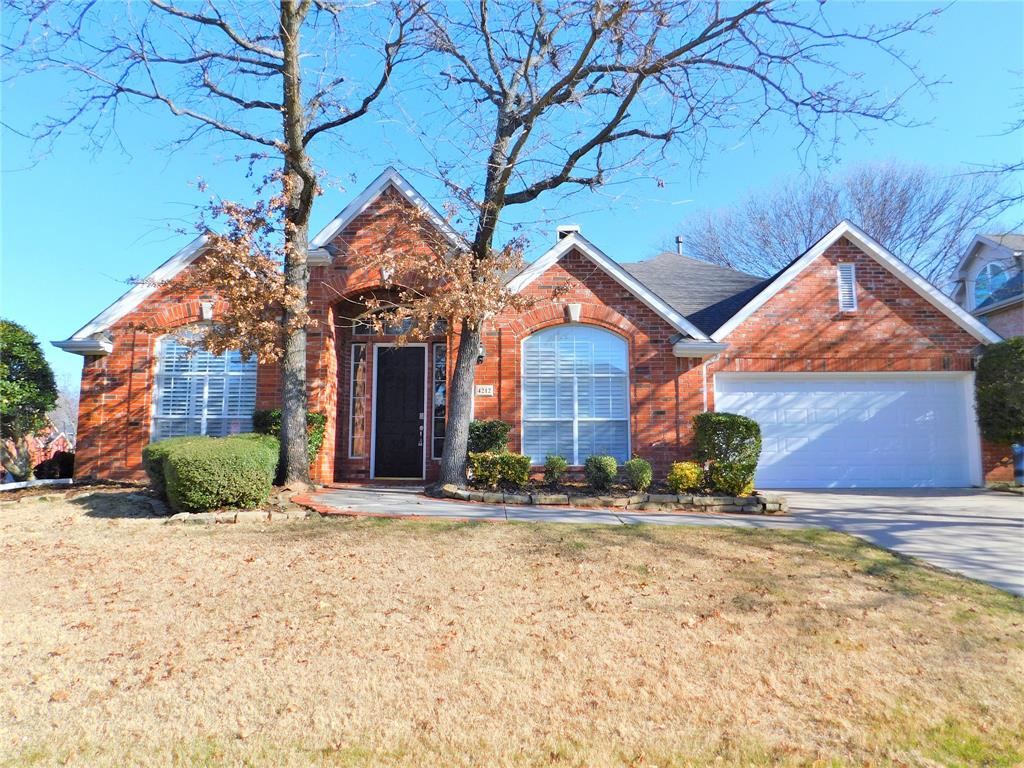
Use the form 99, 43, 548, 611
982, 234, 1024, 251
622, 252, 767, 335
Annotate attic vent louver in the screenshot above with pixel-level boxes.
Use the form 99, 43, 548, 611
837, 263, 857, 311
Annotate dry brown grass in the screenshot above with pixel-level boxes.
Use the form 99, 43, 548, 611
2, 489, 1022, 767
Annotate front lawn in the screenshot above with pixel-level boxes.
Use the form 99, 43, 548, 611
2, 490, 1022, 767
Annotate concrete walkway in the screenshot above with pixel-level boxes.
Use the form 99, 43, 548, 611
309, 486, 1023, 595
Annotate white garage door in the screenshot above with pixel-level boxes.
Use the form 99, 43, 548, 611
715, 374, 979, 489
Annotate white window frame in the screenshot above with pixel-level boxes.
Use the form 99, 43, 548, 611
837, 263, 858, 312
520, 324, 631, 466
348, 343, 368, 458
150, 335, 257, 441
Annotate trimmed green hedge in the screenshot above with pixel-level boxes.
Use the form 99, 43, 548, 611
467, 419, 512, 454
584, 455, 617, 491
468, 451, 531, 489
253, 409, 327, 463
163, 434, 280, 513
142, 436, 206, 499
693, 412, 762, 496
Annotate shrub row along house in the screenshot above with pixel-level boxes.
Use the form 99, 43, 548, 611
55, 168, 1014, 488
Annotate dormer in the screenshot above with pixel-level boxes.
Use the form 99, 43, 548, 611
952, 234, 1024, 312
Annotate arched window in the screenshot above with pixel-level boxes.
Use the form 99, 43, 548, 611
521, 325, 629, 465
152, 336, 257, 440
974, 262, 1009, 307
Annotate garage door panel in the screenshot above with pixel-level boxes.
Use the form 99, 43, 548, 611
715, 375, 974, 489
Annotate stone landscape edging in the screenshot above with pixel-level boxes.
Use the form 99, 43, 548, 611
435, 484, 789, 515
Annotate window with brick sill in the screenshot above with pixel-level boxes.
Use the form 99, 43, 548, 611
151, 336, 257, 440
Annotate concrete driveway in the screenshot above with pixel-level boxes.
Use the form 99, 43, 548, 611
308, 486, 1023, 595
778, 489, 1024, 596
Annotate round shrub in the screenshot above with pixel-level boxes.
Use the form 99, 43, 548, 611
667, 461, 703, 494
583, 455, 617, 491
544, 454, 569, 486
142, 436, 206, 499
693, 412, 762, 496
623, 457, 652, 492
467, 419, 512, 454
468, 451, 531, 490
975, 338, 1024, 445
164, 434, 280, 513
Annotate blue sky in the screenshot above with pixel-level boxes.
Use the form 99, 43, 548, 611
2, 1, 1023, 387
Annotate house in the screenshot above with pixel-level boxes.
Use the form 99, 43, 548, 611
951, 234, 1024, 338
54, 168, 1014, 489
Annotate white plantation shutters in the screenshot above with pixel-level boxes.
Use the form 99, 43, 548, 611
152, 337, 257, 440
521, 325, 629, 464
837, 263, 857, 311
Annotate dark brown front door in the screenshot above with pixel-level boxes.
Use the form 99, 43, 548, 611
373, 346, 425, 478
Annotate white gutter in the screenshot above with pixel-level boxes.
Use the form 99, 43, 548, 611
672, 341, 728, 358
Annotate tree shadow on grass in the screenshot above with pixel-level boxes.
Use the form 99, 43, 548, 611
67, 491, 168, 520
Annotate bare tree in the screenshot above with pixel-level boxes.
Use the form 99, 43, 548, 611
3, 0, 420, 486
386, 1, 936, 486
48, 381, 80, 446
680, 160, 1010, 283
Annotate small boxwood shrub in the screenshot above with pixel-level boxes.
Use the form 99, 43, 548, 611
468, 451, 531, 490
253, 409, 327, 463
623, 457, 652, 492
543, 454, 569, 486
164, 433, 279, 513
667, 461, 703, 494
467, 419, 512, 454
142, 436, 205, 499
583, 455, 617, 491
694, 412, 762, 496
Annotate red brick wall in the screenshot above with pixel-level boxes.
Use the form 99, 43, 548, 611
74, 273, 228, 480
478, 247, 698, 474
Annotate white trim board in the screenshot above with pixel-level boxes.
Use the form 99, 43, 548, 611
369, 342, 428, 480
506, 232, 712, 341
309, 166, 468, 259
710, 220, 1002, 345
52, 235, 209, 357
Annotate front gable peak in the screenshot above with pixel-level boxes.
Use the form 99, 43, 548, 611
308, 167, 467, 264
506, 231, 712, 342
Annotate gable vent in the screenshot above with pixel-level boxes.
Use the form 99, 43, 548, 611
837, 263, 857, 311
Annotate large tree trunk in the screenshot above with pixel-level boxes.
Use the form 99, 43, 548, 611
438, 320, 481, 485
277, 0, 313, 487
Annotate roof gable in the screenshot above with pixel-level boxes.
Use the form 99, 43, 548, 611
308, 167, 467, 262
711, 220, 1002, 344
506, 233, 712, 341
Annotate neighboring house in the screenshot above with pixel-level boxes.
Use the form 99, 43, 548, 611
54, 168, 1013, 489
951, 234, 1024, 338
1, 423, 73, 483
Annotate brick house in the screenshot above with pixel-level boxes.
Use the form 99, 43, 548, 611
951, 234, 1024, 339
55, 168, 1012, 488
